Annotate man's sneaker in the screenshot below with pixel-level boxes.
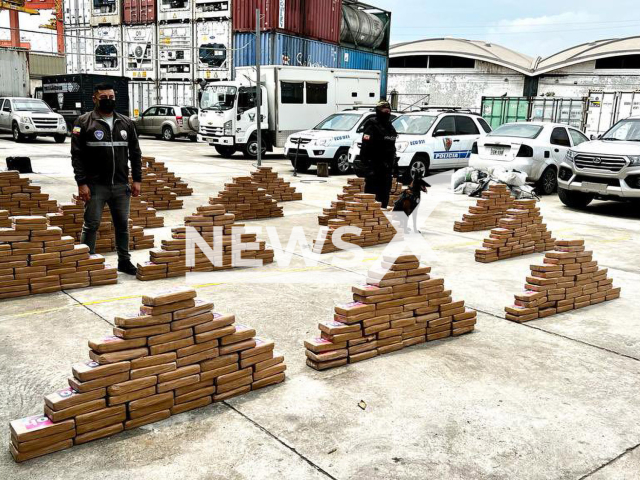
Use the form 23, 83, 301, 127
118, 260, 137, 275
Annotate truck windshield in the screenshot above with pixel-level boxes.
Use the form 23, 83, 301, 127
602, 119, 640, 141
201, 86, 237, 111
488, 124, 543, 139
13, 99, 52, 112
314, 114, 361, 131
393, 115, 437, 135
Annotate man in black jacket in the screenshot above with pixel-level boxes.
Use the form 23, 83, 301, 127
360, 100, 397, 208
71, 83, 142, 275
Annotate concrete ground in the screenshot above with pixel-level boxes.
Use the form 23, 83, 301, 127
0, 133, 639, 480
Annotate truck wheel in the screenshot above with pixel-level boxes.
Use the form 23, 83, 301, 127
331, 150, 351, 175
162, 126, 175, 141
558, 187, 594, 209
54, 134, 66, 144
243, 135, 266, 159
215, 146, 236, 158
536, 167, 557, 195
408, 156, 429, 182
291, 157, 310, 173
12, 122, 26, 143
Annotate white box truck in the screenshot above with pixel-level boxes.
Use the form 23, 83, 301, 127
198, 65, 381, 158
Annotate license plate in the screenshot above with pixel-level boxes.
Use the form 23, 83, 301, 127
490, 147, 505, 156
582, 182, 607, 193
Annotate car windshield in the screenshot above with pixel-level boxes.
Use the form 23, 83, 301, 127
393, 115, 437, 135
602, 119, 640, 141
200, 86, 237, 111
314, 113, 361, 131
488, 123, 543, 139
13, 99, 51, 112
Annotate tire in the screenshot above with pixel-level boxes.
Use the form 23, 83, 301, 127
291, 157, 310, 173
536, 167, 558, 195
162, 126, 175, 141
242, 135, 266, 159
558, 187, 595, 209
407, 156, 429, 182
12, 122, 26, 143
215, 145, 236, 158
189, 135, 198, 143
54, 134, 66, 144
331, 149, 351, 175
187, 114, 199, 132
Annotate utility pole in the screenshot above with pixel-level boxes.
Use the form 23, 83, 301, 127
255, 8, 262, 166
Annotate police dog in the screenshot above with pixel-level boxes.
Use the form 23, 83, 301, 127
393, 173, 430, 233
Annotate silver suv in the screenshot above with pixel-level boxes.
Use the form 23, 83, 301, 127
0, 97, 67, 143
133, 105, 199, 142
558, 116, 640, 208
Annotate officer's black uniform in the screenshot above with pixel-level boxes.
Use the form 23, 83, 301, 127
360, 107, 397, 208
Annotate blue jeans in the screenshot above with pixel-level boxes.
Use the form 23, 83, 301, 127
81, 184, 131, 262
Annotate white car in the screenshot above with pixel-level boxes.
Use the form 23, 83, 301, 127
470, 122, 590, 195
0, 97, 67, 143
284, 109, 397, 175
349, 109, 491, 181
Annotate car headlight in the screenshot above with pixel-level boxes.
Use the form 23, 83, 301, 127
628, 155, 640, 166
223, 120, 232, 136
396, 141, 409, 153
565, 150, 578, 163
58, 117, 66, 125
314, 138, 329, 147
20, 117, 33, 125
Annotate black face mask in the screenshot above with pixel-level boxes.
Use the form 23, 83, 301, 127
377, 111, 391, 123
98, 98, 116, 114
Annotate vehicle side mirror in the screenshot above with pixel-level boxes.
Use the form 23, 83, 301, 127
597, 134, 602, 140
590, 134, 595, 140
237, 114, 241, 121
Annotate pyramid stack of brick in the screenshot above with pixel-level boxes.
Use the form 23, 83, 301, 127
312, 194, 402, 254
318, 178, 365, 226
137, 204, 275, 281
0, 216, 117, 299
304, 254, 477, 370
454, 184, 515, 232
0, 210, 10, 228
250, 167, 302, 202
505, 240, 621, 323
475, 199, 555, 263
130, 197, 164, 229
8, 288, 286, 462
143, 157, 193, 197
138, 172, 184, 211
0, 171, 58, 216
209, 177, 283, 220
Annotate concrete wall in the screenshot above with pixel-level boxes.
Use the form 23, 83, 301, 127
388, 60, 525, 111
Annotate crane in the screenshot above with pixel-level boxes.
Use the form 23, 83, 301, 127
1, 0, 64, 54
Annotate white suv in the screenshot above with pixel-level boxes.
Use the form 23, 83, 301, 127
349, 109, 491, 181
0, 97, 67, 143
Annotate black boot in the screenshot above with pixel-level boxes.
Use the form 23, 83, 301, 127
118, 260, 137, 275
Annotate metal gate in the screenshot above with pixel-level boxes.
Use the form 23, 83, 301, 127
585, 91, 640, 138
481, 96, 588, 130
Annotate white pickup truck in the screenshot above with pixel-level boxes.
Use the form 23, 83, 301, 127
0, 97, 67, 143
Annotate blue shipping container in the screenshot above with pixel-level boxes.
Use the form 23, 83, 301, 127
339, 47, 388, 99
233, 32, 339, 69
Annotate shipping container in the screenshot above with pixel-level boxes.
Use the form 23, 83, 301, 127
123, 25, 157, 80
195, 20, 232, 82
340, 1, 390, 53
585, 90, 640, 138
90, 0, 122, 26
304, 0, 341, 44
92, 26, 124, 75
65, 28, 94, 74
129, 81, 158, 116
338, 46, 387, 97
233, 0, 303, 37
124, 0, 156, 25
158, 0, 193, 24
233, 32, 339, 69
195, 0, 230, 20
158, 24, 193, 81
158, 81, 195, 106
481, 96, 587, 130
64, 0, 91, 27
0, 49, 29, 97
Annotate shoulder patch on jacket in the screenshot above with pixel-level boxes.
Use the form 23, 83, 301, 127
72, 126, 81, 136
363, 134, 371, 141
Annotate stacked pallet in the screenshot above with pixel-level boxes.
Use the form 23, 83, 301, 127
304, 254, 476, 370
318, 178, 365, 226
505, 240, 621, 323
454, 184, 515, 232
209, 177, 283, 220
312, 194, 402, 254
0, 216, 117, 299
0, 171, 58, 216
137, 204, 275, 281
475, 199, 555, 263
0, 210, 10, 228
144, 157, 193, 197
250, 167, 302, 202
8, 288, 285, 462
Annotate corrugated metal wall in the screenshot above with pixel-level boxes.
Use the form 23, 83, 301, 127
0, 49, 30, 97
339, 47, 387, 97
28, 53, 66, 79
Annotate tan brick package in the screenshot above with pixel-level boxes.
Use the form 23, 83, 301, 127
454, 184, 515, 232
505, 240, 621, 323
250, 167, 302, 202
318, 178, 366, 226
8, 288, 285, 462
143, 156, 193, 198
209, 176, 283, 220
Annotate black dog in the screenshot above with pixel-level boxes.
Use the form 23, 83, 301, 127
392, 173, 430, 233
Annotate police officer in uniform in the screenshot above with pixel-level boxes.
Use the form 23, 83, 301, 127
71, 83, 142, 275
359, 100, 397, 208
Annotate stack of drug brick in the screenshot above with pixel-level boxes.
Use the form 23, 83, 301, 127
0, 171, 58, 216
318, 178, 365, 226
210, 177, 283, 220
137, 204, 275, 281
129, 197, 164, 229
138, 172, 184, 210
475, 199, 555, 263
312, 193, 402, 254
8, 288, 285, 462
0, 216, 117, 299
250, 167, 302, 202
505, 240, 621, 323
454, 184, 515, 232
0, 210, 10, 228
388, 178, 407, 208
304, 254, 477, 370
144, 157, 193, 197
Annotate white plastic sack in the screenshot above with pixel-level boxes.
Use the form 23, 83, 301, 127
492, 167, 527, 187
451, 167, 474, 191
